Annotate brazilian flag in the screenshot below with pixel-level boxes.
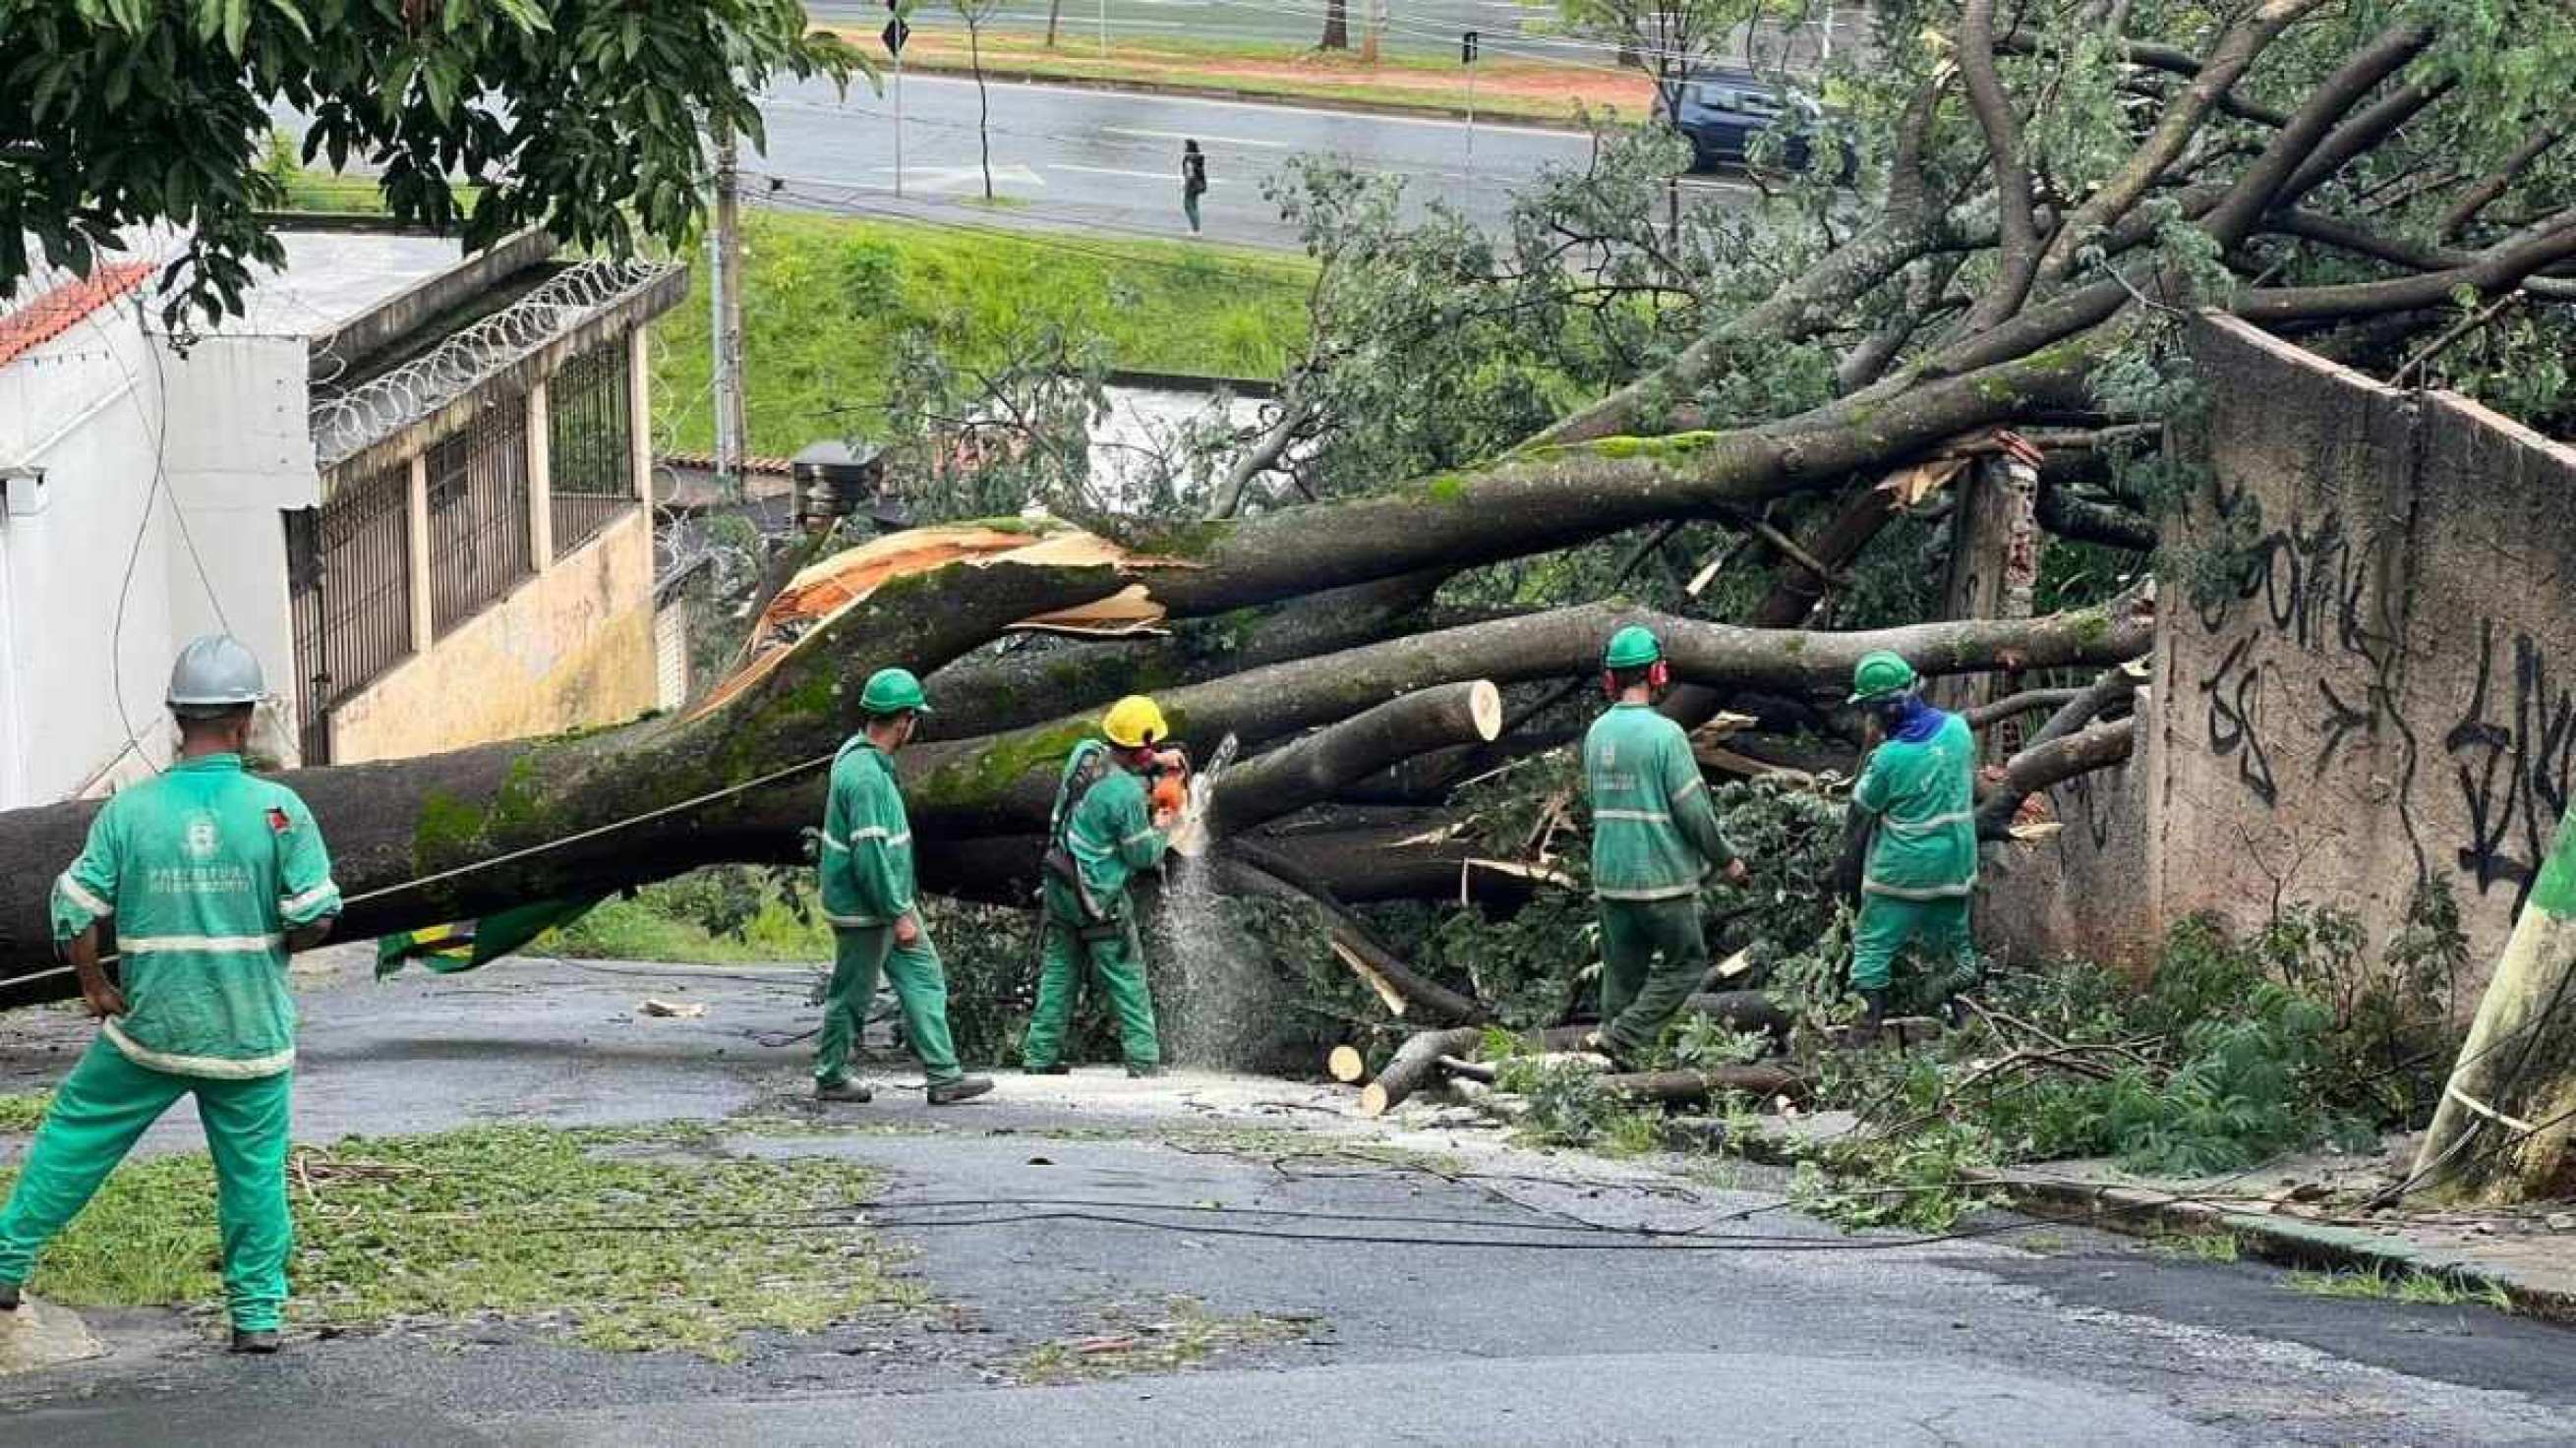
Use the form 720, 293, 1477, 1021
376, 897, 606, 979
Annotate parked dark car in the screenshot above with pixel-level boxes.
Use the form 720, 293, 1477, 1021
1653, 68, 1844, 177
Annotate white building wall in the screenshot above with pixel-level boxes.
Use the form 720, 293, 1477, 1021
154, 330, 316, 743
0, 298, 180, 806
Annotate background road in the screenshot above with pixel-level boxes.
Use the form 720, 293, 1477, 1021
3, 953, 2571, 1447
752, 71, 1752, 246
806, 0, 1870, 69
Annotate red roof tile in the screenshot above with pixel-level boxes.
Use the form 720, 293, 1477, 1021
0, 261, 155, 370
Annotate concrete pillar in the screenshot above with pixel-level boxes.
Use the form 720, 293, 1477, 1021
527, 378, 555, 569
406, 452, 434, 650
628, 328, 652, 501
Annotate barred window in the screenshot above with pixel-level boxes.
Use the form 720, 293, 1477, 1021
428, 394, 534, 634
549, 330, 637, 553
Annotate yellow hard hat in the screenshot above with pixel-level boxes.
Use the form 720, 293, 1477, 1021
1102, 694, 1169, 749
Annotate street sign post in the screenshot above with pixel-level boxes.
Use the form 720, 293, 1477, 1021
1461, 31, 1480, 168
884, 4, 909, 200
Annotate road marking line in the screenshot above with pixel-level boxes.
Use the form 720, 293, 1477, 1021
1053, 161, 1229, 185
1105, 125, 1293, 148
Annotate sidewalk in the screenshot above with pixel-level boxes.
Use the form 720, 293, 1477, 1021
1701, 1110, 2576, 1322
831, 30, 1655, 128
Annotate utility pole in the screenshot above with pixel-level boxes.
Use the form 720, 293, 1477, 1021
711, 122, 748, 494
885, 1, 911, 200
1098, 0, 1107, 58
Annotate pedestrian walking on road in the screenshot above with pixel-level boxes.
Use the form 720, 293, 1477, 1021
1181, 140, 1208, 235
0, 636, 341, 1355
814, 667, 994, 1107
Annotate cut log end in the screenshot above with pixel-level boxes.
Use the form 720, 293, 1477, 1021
1359, 1082, 1392, 1118
1327, 1044, 1368, 1083
1467, 679, 1504, 742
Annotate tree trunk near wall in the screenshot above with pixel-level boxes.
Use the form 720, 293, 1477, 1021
1933, 455, 2041, 750
2412, 798, 2576, 1203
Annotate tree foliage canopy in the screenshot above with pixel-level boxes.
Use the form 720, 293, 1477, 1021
0, 0, 859, 326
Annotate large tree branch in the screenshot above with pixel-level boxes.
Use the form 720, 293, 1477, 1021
2277, 78, 2457, 214
2036, 476, 2159, 550
2442, 123, 2572, 241
2238, 218, 2576, 323
2036, 0, 2332, 284
2202, 19, 2438, 249
1975, 718, 2137, 839
1957, 0, 2042, 333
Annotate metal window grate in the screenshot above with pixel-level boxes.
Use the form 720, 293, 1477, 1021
428, 394, 534, 634
285, 458, 414, 765
548, 330, 636, 553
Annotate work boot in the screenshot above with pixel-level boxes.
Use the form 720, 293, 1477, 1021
1125, 1063, 1163, 1079
1023, 1063, 1070, 1076
229, 1328, 282, 1355
0, 1280, 21, 1311
1839, 989, 1891, 1051
814, 1077, 874, 1104
927, 1074, 995, 1106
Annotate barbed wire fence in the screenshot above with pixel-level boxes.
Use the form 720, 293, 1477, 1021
309, 257, 676, 467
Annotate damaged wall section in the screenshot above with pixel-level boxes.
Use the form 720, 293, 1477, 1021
1987, 313, 2576, 997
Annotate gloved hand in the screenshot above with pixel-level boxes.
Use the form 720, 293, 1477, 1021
1149, 772, 1188, 822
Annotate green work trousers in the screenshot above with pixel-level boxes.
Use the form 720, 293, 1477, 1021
1022, 877, 1161, 1072
1850, 894, 1977, 992
0, 1036, 294, 1330
1599, 897, 1710, 1057
817, 925, 964, 1086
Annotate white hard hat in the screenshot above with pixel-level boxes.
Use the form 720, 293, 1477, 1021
167, 635, 265, 712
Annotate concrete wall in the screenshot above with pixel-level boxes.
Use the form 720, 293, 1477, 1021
2138, 315, 2576, 988
1981, 316, 2576, 993
326, 508, 656, 762
0, 300, 178, 804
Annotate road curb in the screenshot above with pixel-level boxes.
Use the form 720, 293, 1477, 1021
896, 59, 1597, 133
1670, 1117, 2576, 1323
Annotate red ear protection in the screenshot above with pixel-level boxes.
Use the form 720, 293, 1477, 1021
1648, 660, 1670, 691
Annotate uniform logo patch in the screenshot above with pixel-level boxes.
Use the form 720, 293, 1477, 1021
266, 807, 291, 836
1600, 744, 1616, 767
183, 813, 221, 861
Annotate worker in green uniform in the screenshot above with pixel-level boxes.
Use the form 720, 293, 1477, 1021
0, 636, 339, 1354
1022, 694, 1184, 1077
815, 667, 994, 1106
1844, 650, 1982, 1042
1584, 626, 1747, 1066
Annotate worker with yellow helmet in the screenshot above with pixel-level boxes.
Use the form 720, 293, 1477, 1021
1023, 695, 1187, 1076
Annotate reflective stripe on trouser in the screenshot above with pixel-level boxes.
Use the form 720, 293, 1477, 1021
1022, 876, 1160, 1072
1849, 894, 1977, 992
0, 1036, 293, 1330
816, 925, 964, 1086
1599, 897, 1708, 1057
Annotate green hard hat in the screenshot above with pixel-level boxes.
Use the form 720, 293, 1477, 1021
1603, 624, 1663, 669
860, 667, 932, 717
1847, 650, 1918, 704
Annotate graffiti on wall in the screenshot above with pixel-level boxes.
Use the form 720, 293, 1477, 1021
2188, 489, 2428, 876
2447, 619, 2576, 915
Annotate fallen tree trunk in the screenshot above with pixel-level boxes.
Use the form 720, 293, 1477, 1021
1359, 1026, 1487, 1117
1973, 717, 2138, 840
1208, 682, 1502, 835
1215, 846, 1492, 1026
1599, 1066, 1807, 1107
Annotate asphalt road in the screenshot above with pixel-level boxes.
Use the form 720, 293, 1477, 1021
4, 953, 2574, 1445
749, 71, 1754, 247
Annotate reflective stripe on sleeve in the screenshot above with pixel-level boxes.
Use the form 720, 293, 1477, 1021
282, 882, 341, 915
55, 873, 112, 918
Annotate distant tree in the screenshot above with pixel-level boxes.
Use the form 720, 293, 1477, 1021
1560, 0, 1766, 122
950, 0, 1003, 200
1320, 0, 1348, 51
0, 0, 861, 330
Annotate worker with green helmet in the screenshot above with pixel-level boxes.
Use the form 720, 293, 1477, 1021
1583, 625, 1747, 1065
0, 636, 340, 1353
1023, 694, 1186, 1077
1844, 649, 1982, 1042
815, 667, 994, 1106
